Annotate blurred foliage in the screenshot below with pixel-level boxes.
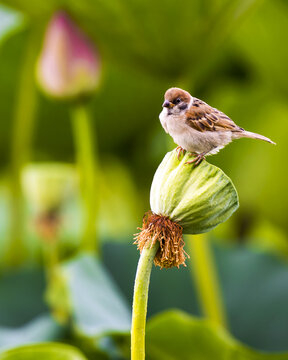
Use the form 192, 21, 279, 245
103, 242, 288, 353
145, 310, 288, 360
0, 0, 287, 358
0, 316, 65, 350
0, 0, 286, 241
1, 242, 288, 358
60, 254, 131, 336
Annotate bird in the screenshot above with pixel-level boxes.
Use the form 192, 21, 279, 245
159, 87, 276, 165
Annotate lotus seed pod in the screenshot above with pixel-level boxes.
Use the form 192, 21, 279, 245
21, 163, 78, 214
36, 11, 101, 99
135, 149, 239, 268
150, 149, 239, 234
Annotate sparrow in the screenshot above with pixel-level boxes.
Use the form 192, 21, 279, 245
159, 87, 275, 164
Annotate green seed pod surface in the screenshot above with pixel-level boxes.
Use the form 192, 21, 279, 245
150, 149, 239, 234
21, 162, 78, 213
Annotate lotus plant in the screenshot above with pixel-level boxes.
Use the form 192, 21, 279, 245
131, 149, 239, 359
21, 162, 78, 321
36, 11, 102, 254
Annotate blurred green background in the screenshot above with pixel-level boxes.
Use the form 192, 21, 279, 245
0, 0, 287, 359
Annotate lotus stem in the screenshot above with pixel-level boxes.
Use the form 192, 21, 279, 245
131, 242, 159, 360
188, 233, 227, 328
7, 29, 39, 266
71, 102, 100, 254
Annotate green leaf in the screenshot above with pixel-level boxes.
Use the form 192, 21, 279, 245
0, 315, 65, 350
61, 254, 131, 337
234, 1, 288, 94
0, 267, 47, 326
0, 267, 65, 349
0, 343, 88, 360
0, 0, 259, 80
145, 310, 288, 360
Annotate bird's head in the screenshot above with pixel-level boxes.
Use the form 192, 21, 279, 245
162, 87, 192, 115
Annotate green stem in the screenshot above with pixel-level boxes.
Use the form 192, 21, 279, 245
43, 240, 68, 324
43, 240, 59, 272
70, 102, 100, 254
131, 243, 159, 360
188, 234, 227, 328
6, 29, 39, 266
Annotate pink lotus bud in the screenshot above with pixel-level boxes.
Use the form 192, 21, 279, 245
36, 11, 101, 99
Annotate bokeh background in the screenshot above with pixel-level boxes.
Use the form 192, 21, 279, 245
0, 0, 287, 359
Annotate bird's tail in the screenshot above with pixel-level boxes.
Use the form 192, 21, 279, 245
236, 130, 276, 145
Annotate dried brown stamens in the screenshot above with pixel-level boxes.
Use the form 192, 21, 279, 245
35, 208, 61, 242
134, 211, 189, 268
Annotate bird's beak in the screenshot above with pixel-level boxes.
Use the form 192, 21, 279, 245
162, 100, 174, 108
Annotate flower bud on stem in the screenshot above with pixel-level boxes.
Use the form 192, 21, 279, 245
36, 11, 101, 100
36, 11, 102, 255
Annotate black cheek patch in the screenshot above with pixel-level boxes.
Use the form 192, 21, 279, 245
179, 103, 188, 111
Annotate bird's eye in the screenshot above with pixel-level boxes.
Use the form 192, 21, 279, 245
175, 98, 181, 104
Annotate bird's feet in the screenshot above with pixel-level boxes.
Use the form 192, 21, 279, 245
176, 146, 186, 160
185, 152, 206, 166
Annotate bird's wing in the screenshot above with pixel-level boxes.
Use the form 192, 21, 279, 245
185, 98, 243, 132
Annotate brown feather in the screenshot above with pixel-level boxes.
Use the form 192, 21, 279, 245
185, 98, 242, 133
